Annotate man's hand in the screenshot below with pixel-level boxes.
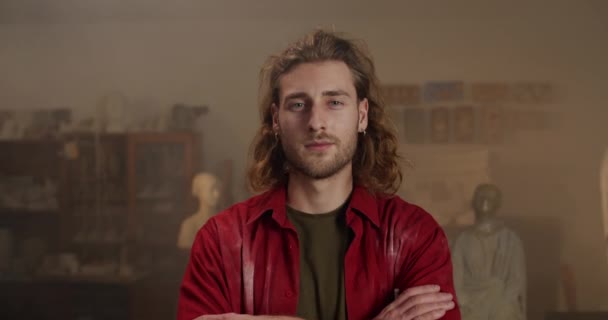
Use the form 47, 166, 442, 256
194, 314, 245, 320
194, 313, 302, 320
374, 285, 455, 320
195, 314, 252, 320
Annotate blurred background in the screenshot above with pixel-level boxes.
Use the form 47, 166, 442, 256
0, 1, 607, 319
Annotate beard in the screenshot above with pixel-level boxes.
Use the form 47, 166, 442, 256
281, 131, 357, 180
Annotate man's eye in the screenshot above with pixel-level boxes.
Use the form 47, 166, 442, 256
289, 102, 305, 110
329, 100, 344, 107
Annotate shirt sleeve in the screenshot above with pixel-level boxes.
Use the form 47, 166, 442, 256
177, 219, 232, 319
395, 211, 461, 320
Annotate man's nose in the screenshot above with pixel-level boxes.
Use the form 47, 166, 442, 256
308, 103, 327, 132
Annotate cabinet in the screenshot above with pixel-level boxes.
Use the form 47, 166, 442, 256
127, 133, 198, 247
0, 140, 65, 265
64, 134, 128, 247
0, 132, 200, 319
61, 132, 200, 266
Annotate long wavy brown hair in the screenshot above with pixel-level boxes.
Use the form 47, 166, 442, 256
247, 29, 403, 195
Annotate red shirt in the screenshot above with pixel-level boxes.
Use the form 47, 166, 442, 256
177, 186, 461, 320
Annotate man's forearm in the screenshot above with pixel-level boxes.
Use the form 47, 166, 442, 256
195, 313, 303, 320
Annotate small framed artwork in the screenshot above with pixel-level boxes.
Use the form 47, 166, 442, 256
423, 81, 464, 103
387, 106, 404, 138
509, 83, 555, 104
479, 106, 503, 144
471, 83, 509, 103
430, 107, 450, 143
397, 85, 421, 106
453, 106, 475, 143
403, 108, 426, 143
381, 84, 421, 106
381, 85, 399, 106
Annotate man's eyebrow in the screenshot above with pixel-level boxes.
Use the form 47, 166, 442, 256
322, 90, 351, 97
282, 90, 351, 103
283, 92, 309, 102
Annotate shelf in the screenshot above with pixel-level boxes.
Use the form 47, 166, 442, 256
0, 209, 61, 224
68, 240, 126, 246
64, 132, 128, 141
134, 241, 179, 249
0, 139, 61, 145
3, 273, 147, 285
0, 208, 60, 216
135, 196, 177, 201
66, 177, 126, 183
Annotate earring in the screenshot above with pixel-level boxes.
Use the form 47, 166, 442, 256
275, 131, 279, 141
360, 129, 366, 136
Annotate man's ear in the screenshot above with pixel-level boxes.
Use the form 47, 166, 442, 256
271, 103, 280, 132
358, 98, 369, 132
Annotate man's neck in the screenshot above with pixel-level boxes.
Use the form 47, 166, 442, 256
286, 164, 353, 214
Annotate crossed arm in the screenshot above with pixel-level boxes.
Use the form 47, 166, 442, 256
194, 285, 454, 320
179, 215, 459, 320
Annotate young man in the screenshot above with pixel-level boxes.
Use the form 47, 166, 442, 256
177, 30, 460, 320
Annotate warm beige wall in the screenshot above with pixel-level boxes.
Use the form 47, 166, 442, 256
1, 0, 607, 310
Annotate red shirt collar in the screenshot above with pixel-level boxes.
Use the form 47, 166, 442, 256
246, 184, 381, 228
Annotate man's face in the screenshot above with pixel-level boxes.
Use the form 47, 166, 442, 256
272, 61, 368, 180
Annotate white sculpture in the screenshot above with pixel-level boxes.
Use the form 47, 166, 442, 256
177, 173, 221, 250
452, 183, 526, 320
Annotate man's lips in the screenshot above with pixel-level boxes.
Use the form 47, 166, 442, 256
305, 141, 334, 150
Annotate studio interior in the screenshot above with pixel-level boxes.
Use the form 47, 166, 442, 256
0, 1, 607, 319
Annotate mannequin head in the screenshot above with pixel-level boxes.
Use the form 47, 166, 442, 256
192, 173, 221, 210
472, 183, 502, 223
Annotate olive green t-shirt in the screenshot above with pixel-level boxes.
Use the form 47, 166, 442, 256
286, 202, 350, 320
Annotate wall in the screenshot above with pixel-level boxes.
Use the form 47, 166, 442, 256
1, 0, 607, 310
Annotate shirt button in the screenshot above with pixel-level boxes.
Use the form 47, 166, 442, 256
284, 290, 294, 298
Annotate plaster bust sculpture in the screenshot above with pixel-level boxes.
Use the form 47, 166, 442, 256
177, 173, 221, 250
452, 183, 527, 320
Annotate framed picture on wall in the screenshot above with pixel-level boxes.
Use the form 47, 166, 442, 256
430, 107, 450, 143
423, 81, 464, 103
381, 84, 421, 106
403, 108, 426, 143
471, 83, 510, 103
381, 85, 400, 106
453, 105, 475, 143
397, 85, 422, 106
509, 83, 555, 104
479, 106, 503, 144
